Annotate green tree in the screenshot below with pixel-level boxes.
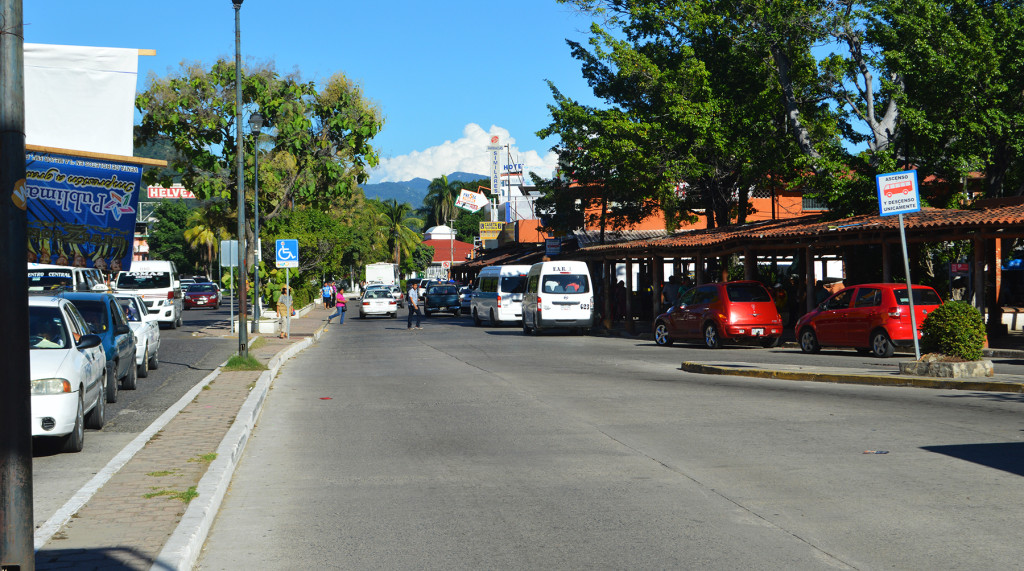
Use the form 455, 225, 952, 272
135, 60, 384, 264
423, 174, 460, 228
403, 243, 435, 277
182, 208, 232, 279
374, 199, 423, 268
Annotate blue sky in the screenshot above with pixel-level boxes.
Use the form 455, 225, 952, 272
24, 1, 603, 183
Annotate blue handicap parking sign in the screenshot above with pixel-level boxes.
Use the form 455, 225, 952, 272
276, 239, 299, 268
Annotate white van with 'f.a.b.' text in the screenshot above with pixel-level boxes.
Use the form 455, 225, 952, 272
521, 260, 594, 335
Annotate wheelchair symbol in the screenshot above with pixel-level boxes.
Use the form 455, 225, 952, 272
277, 244, 296, 261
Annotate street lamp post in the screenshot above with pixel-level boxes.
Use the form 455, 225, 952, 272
249, 111, 263, 334
233, 0, 248, 357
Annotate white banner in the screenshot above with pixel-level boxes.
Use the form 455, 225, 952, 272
455, 188, 488, 212
25, 44, 139, 156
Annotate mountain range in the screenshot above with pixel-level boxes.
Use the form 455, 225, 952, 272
359, 172, 487, 206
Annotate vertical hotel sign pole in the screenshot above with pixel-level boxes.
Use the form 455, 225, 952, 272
876, 169, 922, 360
488, 135, 502, 222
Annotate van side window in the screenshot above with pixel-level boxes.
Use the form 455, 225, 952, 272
527, 275, 540, 294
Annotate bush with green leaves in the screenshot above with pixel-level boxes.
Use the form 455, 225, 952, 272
920, 301, 986, 361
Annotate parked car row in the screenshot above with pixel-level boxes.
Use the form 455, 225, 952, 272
26, 261, 178, 454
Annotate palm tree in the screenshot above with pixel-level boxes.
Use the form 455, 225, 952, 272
424, 174, 459, 228
183, 207, 232, 278
377, 199, 423, 268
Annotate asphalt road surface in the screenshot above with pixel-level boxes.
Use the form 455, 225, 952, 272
199, 313, 1024, 570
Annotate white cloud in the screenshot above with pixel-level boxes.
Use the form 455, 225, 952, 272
369, 123, 559, 184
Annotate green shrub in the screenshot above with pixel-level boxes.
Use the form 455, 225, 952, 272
920, 300, 986, 361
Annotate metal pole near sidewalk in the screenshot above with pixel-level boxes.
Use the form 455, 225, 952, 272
0, 1, 35, 568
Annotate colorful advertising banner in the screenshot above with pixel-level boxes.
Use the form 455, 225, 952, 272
25, 151, 141, 274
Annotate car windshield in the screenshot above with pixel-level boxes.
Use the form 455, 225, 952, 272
894, 288, 942, 306
27, 271, 74, 292
29, 306, 69, 349
70, 300, 108, 333
187, 284, 217, 293
116, 272, 171, 289
541, 275, 589, 294
725, 283, 772, 302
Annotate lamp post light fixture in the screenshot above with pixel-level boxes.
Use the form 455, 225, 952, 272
233, 0, 248, 357
249, 111, 263, 334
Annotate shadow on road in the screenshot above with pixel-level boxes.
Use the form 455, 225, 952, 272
921, 442, 1024, 477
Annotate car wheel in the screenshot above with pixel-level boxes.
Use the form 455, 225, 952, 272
522, 319, 533, 335
489, 309, 498, 327
84, 385, 105, 430
185, 306, 191, 310
176, 315, 183, 328
121, 357, 138, 390
871, 330, 895, 358
473, 309, 482, 326
424, 309, 431, 317
149, 348, 159, 370
454, 308, 461, 317
105, 364, 118, 403
703, 323, 720, 349
654, 322, 674, 346
138, 346, 149, 378
61, 394, 85, 453
799, 328, 821, 353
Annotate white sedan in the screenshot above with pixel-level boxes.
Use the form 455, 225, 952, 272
30, 296, 107, 453
359, 288, 399, 318
115, 293, 161, 378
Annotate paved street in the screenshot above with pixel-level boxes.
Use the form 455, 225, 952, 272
199, 313, 1024, 570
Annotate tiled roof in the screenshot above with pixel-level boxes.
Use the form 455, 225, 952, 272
580, 203, 1024, 256
574, 228, 668, 247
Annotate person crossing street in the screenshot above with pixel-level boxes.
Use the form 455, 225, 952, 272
407, 281, 422, 330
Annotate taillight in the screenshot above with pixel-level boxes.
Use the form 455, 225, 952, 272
537, 295, 542, 312
362, 301, 370, 306
497, 294, 502, 308
888, 306, 901, 319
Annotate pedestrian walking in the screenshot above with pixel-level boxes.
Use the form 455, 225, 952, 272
407, 281, 423, 330
321, 280, 333, 309
327, 287, 347, 325
276, 286, 293, 339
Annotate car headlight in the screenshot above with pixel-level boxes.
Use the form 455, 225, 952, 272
32, 378, 72, 394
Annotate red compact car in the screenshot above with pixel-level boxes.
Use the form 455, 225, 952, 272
653, 281, 783, 348
183, 283, 220, 310
795, 283, 942, 357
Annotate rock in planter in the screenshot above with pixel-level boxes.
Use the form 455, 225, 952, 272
899, 354, 994, 378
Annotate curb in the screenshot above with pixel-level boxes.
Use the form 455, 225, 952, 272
151, 321, 327, 571
680, 361, 1024, 393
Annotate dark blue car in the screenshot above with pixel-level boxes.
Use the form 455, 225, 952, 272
423, 285, 462, 317
62, 292, 137, 403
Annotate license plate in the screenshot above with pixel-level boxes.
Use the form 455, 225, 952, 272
196, 300, 206, 304
752, 328, 764, 336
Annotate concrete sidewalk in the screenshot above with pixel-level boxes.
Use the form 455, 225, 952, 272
33, 304, 336, 571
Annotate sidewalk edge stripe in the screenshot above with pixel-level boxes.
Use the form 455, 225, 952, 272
152, 323, 326, 571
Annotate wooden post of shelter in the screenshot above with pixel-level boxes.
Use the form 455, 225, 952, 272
653, 255, 663, 317
744, 249, 757, 280
625, 257, 634, 332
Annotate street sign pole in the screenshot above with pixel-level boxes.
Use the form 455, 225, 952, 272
877, 170, 922, 360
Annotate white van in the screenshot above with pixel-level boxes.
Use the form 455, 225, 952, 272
521, 261, 595, 334
114, 260, 183, 328
27, 263, 107, 292
471, 265, 531, 326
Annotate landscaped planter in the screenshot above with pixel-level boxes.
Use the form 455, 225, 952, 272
899, 356, 994, 378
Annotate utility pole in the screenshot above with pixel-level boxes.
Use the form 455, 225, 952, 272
233, 0, 248, 357
0, 1, 35, 568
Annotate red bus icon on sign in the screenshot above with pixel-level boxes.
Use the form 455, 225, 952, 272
883, 180, 913, 198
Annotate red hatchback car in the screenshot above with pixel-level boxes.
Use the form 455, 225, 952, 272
795, 283, 942, 357
653, 281, 783, 348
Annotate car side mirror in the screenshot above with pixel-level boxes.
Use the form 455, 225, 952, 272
116, 324, 131, 335
77, 334, 101, 350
